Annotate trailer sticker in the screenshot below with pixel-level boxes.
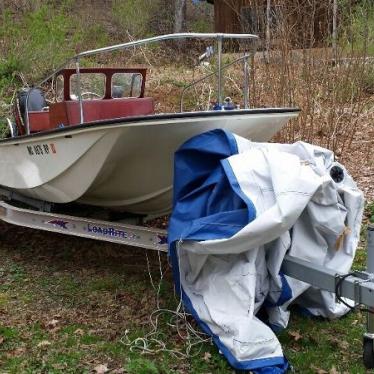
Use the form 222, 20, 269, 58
47, 219, 69, 229
27, 143, 56, 156
157, 235, 167, 245
86, 224, 137, 239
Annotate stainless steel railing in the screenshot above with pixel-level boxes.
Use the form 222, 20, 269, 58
25, 33, 259, 134
180, 53, 252, 112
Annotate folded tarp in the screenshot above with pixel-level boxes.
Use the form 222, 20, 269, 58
168, 129, 364, 373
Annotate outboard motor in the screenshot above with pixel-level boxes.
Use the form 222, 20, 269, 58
13, 87, 47, 134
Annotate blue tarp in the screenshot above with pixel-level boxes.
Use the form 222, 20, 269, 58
168, 129, 288, 373
167, 129, 363, 372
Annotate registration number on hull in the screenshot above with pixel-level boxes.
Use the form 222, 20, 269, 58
26, 143, 56, 156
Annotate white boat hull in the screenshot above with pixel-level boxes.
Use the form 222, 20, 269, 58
0, 109, 299, 215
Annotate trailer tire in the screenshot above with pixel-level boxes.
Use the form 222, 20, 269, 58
363, 336, 374, 369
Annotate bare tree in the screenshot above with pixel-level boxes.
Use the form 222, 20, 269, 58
266, 0, 271, 56
174, 0, 187, 33
332, 0, 338, 61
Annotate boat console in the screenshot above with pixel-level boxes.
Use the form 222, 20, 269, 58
13, 67, 154, 135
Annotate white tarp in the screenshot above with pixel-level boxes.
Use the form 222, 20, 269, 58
168, 130, 364, 373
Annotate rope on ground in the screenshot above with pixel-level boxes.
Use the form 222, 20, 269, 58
120, 247, 211, 358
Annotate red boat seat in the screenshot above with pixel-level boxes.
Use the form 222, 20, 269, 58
28, 111, 51, 133
49, 97, 155, 129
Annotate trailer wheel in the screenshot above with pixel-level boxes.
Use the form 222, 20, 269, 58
363, 336, 374, 369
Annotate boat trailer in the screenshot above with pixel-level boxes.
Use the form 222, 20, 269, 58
0, 197, 374, 368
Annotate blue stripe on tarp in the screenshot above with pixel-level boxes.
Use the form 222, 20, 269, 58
221, 158, 257, 222
224, 129, 239, 154
169, 129, 252, 247
169, 211, 245, 296
269, 323, 285, 334
171, 129, 240, 208
295, 306, 318, 318
278, 272, 293, 305
175, 209, 249, 241
264, 272, 293, 308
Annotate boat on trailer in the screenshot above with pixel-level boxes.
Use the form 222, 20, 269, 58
1, 34, 374, 368
2, 33, 299, 216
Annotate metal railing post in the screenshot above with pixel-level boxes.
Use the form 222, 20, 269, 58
75, 58, 84, 124
25, 89, 31, 135
367, 224, 374, 334
243, 53, 250, 109
217, 35, 223, 106
363, 224, 374, 369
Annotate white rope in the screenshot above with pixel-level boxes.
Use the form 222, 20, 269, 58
120, 245, 211, 358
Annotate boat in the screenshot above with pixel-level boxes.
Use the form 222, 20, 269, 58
1, 33, 300, 216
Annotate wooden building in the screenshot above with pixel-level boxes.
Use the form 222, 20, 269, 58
205, 0, 333, 47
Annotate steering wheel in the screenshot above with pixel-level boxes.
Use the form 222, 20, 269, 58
81, 91, 102, 99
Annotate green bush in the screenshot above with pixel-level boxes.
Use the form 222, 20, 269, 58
0, 57, 23, 93
339, 0, 374, 56
112, 0, 158, 38
0, 3, 112, 85
362, 66, 374, 94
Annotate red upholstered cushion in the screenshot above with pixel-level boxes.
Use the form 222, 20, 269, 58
66, 97, 154, 125
29, 111, 51, 133
47, 97, 155, 130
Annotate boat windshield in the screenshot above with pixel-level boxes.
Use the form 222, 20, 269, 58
111, 73, 142, 98
70, 73, 106, 100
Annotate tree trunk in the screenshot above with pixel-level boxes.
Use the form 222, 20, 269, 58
332, 0, 338, 61
174, 0, 187, 33
266, 0, 271, 56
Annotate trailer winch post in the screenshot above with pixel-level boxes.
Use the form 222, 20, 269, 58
363, 224, 374, 368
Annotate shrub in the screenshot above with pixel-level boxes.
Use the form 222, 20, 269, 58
112, 0, 159, 38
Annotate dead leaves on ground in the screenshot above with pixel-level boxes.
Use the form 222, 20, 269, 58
310, 365, 350, 374
203, 351, 211, 362
43, 315, 62, 333
328, 336, 349, 350
5, 347, 26, 358
46, 318, 59, 329
288, 330, 303, 341
74, 328, 85, 336
36, 340, 52, 349
93, 363, 109, 373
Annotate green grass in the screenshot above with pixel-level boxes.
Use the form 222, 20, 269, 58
0, 225, 372, 374
0, 227, 234, 373
126, 358, 159, 374
0, 216, 372, 374
0, 203, 371, 374
279, 311, 366, 372
368, 201, 374, 224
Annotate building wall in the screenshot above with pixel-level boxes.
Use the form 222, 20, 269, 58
213, 0, 246, 33
210, 0, 332, 47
